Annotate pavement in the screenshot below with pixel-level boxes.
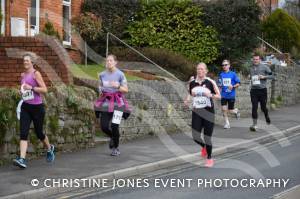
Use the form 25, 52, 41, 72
0, 104, 300, 199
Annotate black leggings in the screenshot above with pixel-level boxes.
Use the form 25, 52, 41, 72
192, 109, 215, 159
20, 103, 46, 141
250, 88, 269, 120
100, 111, 120, 148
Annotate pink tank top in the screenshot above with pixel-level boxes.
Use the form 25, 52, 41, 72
21, 71, 43, 105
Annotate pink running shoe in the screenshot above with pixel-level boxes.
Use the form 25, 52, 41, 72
205, 159, 214, 168
201, 147, 207, 158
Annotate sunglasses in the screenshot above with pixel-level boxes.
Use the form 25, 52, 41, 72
222, 64, 229, 66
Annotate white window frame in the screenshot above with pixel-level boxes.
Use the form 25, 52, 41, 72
28, 0, 40, 36
63, 0, 71, 46
1, 0, 5, 35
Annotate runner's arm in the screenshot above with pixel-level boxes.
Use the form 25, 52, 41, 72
210, 80, 221, 100
119, 74, 128, 93
260, 66, 274, 80
118, 84, 128, 93
233, 73, 241, 88
33, 71, 47, 93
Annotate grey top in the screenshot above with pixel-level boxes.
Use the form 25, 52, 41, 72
98, 69, 127, 109
250, 64, 274, 90
99, 69, 127, 93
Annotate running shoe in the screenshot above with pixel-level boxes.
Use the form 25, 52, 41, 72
201, 147, 207, 158
205, 159, 214, 168
46, 145, 55, 162
111, 148, 121, 156
266, 116, 271, 125
224, 123, 231, 129
249, 125, 257, 132
13, 157, 27, 169
235, 110, 241, 120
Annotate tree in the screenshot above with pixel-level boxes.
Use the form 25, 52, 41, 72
200, 0, 261, 62
126, 0, 220, 63
262, 9, 300, 53
82, 0, 141, 54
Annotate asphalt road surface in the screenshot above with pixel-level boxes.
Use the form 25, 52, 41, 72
72, 133, 300, 199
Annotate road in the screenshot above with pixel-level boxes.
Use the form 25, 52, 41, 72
69, 133, 300, 199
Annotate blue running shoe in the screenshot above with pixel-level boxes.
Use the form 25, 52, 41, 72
46, 145, 55, 162
13, 157, 27, 169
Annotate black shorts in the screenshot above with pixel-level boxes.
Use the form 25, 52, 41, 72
221, 98, 235, 110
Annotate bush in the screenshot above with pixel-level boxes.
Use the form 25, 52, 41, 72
200, 0, 261, 63
262, 9, 300, 53
125, 0, 220, 63
42, 21, 60, 40
72, 12, 102, 42
111, 47, 195, 80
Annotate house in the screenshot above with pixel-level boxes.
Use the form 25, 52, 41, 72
257, 0, 280, 17
0, 0, 84, 63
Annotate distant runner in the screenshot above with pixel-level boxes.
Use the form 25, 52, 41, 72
218, 59, 241, 129
249, 54, 274, 131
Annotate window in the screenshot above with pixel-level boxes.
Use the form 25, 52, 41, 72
63, 0, 71, 45
1, 0, 5, 35
30, 0, 40, 36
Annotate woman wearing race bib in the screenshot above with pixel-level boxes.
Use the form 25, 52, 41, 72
94, 54, 129, 156
13, 54, 55, 169
184, 63, 221, 167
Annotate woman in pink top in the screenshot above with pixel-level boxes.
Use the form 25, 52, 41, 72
13, 54, 55, 169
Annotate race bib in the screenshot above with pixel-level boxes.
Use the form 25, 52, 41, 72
22, 90, 34, 101
191, 86, 211, 108
112, 110, 123, 124
222, 78, 231, 87
193, 96, 211, 109
21, 84, 35, 101
252, 75, 260, 85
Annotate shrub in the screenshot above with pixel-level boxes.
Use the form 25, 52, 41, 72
42, 21, 60, 40
126, 0, 220, 63
72, 12, 102, 42
111, 47, 195, 80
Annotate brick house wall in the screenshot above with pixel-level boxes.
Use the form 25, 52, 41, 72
1, 0, 84, 64
0, 36, 73, 87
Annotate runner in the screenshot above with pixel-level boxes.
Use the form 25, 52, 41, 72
13, 54, 55, 169
218, 59, 241, 129
184, 63, 221, 167
94, 54, 130, 156
249, 54, 274, 131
